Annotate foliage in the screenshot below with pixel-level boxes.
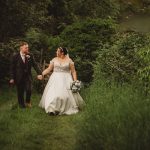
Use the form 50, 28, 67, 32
0, 0, 149, 89
0, 39, 20, 84
76, 75, 150, 150
67, 0, 119, 18
0, 0, 119, 40
47, 0, 119, 34
60, 18, 117, 82
0, 0, 50, 42
25, 28, 50, 64
96, 32, 150, 83
25, 28, 63, 91
137, 41, 150, 94
119, 0, 150, 15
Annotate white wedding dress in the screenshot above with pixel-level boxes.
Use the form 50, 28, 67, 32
39, 59, 85, 115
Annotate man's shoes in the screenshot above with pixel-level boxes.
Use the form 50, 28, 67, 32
25, 102, 32, 108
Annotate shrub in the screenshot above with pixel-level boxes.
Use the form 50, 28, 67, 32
60, 18, 117, 83
97, 31, 150, 86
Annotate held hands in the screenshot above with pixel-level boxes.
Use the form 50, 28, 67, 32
9, 79, 14, 84
37, 75, 43, 80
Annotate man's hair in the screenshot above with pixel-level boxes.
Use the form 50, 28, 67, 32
19, 41, 28, 47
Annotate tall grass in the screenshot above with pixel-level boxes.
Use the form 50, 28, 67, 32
0, 86, 83, 150
76, 79, 150, 150
0, 81, 150, 150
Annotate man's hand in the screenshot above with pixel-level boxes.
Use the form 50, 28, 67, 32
9, 79, 14, 84
37, 75, 43, 80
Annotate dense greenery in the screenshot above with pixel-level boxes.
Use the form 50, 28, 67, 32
0, 0, 150, 149
60, 18, 117, 82
0, 0, 150, 86
0, 74, 149, 150
76, 75, 150, 150
0, 0, 50, 42
97, 32, 150, 91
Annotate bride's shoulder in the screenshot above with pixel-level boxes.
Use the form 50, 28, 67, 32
68, 58, 74, 64
50, 57, 57, 64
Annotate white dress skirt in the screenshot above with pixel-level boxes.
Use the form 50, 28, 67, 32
39, 59, 85, 115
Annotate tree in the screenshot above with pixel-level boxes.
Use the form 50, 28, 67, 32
0, 0, 50, 42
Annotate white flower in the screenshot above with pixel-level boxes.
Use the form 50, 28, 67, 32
26, 55, 30, 59
75, 81, 81, 87
70, 80, 82, 93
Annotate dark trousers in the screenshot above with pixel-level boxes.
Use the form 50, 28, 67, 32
16, 78, 32, 107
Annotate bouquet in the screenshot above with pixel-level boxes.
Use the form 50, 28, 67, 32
70, 80, 82, 93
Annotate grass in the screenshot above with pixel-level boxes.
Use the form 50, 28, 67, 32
76, 80, 150, 150
0, 86, 84, 150
0, 80, 150, 150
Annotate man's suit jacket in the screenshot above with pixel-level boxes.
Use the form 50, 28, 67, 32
10, 52, 41, 84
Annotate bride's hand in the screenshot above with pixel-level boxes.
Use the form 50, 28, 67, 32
37, 75, 43, 80
9, 79, 14, 84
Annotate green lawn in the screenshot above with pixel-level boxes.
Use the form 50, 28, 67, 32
0, 86, 83, 150
1, 82, 150, 150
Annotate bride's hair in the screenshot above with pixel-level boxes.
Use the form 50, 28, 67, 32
59, 47, 68, 55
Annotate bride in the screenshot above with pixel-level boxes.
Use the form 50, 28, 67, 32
39, 47, 85, 115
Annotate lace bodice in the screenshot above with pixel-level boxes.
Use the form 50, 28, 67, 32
50, 58, 74, 73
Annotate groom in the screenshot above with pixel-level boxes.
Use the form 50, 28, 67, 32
9, 41, 42, 108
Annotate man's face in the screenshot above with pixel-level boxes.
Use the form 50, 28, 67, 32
20, 44, 29, 54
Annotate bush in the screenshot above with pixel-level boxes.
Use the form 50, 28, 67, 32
0, 39, 20, 85
96, 31, 150, 87
60, 18, 117, 83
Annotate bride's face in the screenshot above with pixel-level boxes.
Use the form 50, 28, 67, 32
56, 48, 63, 57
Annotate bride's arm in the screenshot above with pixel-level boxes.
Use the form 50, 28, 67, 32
70, 61, 77, 81
42, 63, 54, 76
